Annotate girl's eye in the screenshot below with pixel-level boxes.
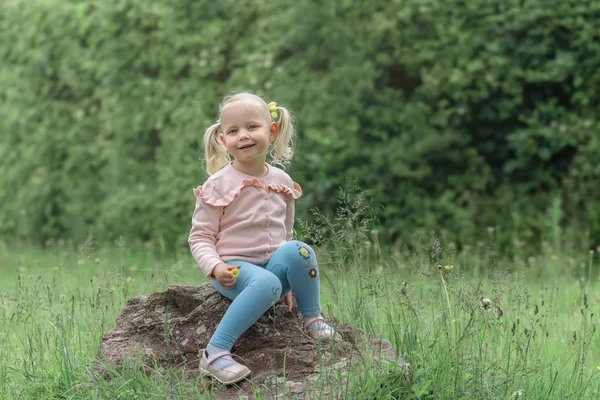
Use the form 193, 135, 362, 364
249, 125, 257, 130
228, 129, 237, 135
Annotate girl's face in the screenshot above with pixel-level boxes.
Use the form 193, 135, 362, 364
219, 103, 278, 169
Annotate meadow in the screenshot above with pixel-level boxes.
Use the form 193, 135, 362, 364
0, 225, 598, 399
2, 2, 599, 398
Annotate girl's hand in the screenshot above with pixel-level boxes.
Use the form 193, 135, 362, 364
281, 291, 294, 312
212, 263, 240, 290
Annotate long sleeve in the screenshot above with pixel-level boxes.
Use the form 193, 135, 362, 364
188, 195, 223, 278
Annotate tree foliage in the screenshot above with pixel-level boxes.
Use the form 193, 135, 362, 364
1, 0, 599, 251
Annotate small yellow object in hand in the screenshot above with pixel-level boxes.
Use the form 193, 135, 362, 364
231, 268, 240, 278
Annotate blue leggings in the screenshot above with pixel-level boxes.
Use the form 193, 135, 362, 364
209, 240, 321, 350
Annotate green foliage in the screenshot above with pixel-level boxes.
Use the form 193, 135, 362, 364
1, 0, 599, 251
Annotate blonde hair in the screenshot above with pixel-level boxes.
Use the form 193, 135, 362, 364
203, 92, 295, 175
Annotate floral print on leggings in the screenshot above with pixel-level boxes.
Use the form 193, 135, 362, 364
297, 243, 319, 280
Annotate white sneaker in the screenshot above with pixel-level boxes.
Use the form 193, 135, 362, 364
303, 317, 336, 340
199, 349, 251, 385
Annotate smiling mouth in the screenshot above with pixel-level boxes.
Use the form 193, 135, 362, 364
238, 144, 255, 149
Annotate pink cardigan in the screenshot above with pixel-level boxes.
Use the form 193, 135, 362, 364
188, 163, 302, 278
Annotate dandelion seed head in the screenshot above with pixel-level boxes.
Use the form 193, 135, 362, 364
494, 306, 503, 319
481, 297, 491, 310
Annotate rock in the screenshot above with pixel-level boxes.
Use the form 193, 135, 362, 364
97, 284, 401, 398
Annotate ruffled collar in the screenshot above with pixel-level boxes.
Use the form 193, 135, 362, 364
193, 163, 302, 207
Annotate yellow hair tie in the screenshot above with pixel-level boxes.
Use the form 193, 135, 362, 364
268, 102, 279, 120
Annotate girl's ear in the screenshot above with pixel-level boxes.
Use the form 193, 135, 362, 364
219, 133, 226, 146
269, 121, 279, 142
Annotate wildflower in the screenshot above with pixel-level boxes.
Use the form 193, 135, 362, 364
231, 268, 240, 278
494, 306, 503, 319
481, 297, 491, 311
78, 259, 85, 266
513, 390, 523, 398
590, 250, 595, 255
444, 265, 454, 271
110, 287, 116, 291
95, 258, 100, 264
551, 255, 558, 260
597, 366, 600, 371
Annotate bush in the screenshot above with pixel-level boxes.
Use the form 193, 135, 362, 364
1, 0, 599, 252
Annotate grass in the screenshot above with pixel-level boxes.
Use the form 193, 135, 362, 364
0, 232, 599, 399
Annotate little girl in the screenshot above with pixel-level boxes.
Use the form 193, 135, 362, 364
188, 92, 334, 385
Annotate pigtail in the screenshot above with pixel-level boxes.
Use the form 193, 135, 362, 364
270, 105, 295, 167
203, 122, 230, 175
